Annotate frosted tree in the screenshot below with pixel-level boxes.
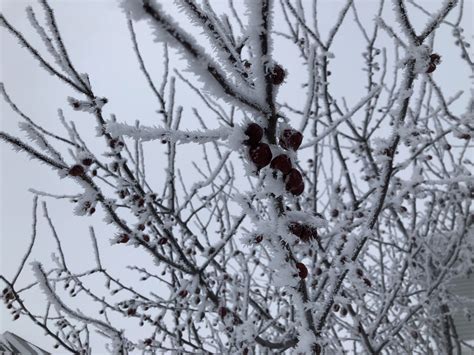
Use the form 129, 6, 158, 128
1, 0, 473, 353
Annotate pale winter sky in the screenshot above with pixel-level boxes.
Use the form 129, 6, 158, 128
0, 0, 472, 353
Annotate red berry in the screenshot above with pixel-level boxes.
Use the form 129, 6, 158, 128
279, 129, 303, 151
249, 143, 272, 169
288, 223, 317, 242
118, 234, 129, 244
295, 262, 308, 279
430, 53, 441, 65
244, 123, 263, 146
426, 63, 436, 73
81, 158, 93, 166
270, 64, 286, 85
285, 169, 304, 195
127, 308, 136, 316
270, 154, 292, 175
68, 164, 84, 177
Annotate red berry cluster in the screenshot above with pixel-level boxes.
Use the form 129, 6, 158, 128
245, 123, 272, 170
245, 124, 305, 196
279, 129, 304, 195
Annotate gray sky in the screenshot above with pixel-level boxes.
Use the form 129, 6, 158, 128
1, 0, 472, 352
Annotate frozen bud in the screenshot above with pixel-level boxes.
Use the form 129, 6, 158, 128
244, 123, 263, 146
270, 64, 286, 85
249, 143, 272, 169
270, 154, 292, 175
68, 165, 85, 177
295, 262, 308, 279
279, 129, 303, 151
285, 169, 304, 195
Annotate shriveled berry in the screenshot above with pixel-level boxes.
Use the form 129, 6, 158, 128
270, 154, 292, 175
295, 262, 308, 279
158, 238, 168, 245
254, 235, 263, 243
340, 307, 348, 317
244, 123, 263, 146
279, 129, 303, 151
143, 234, 150, 242
249, 143, 272, 169
68, 165, 84, 177
179, 290, 188, 298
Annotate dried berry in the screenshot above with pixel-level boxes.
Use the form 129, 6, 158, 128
356, 268, 364, 277
158, 237, 168, 245
249, 143, 272, 169
68, 165, 84, 177
179, 290, 188, 298
279, 129, 303, 151
270, 154, 292, 175
244, 123, 263, 146
333, 304, 340, 312
340, 307, 348, 317
331, 209, 339, 218
295, 262, 308, 279
254, 235, 263, 243
270, 64, 286, 85
143, 234, 150, 242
